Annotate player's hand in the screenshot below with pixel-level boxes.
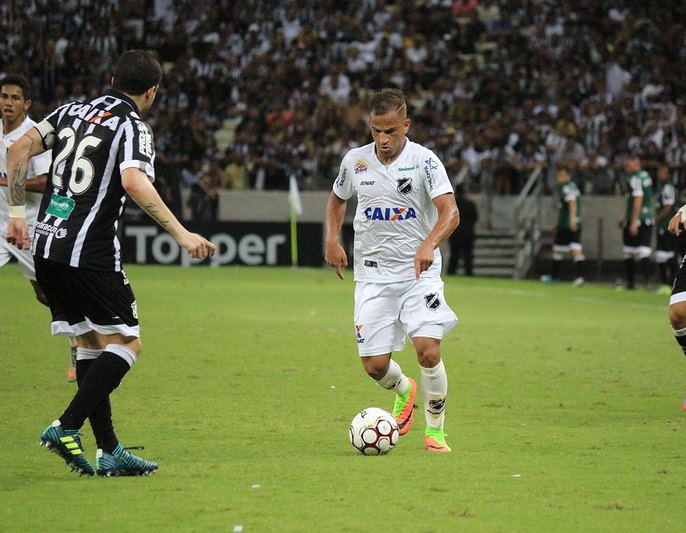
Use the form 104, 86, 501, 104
669, 212, 683, 236
325, 241, 347, 280
414, 241, 435, 280
6, 217, 30, 250
628, 220, 639, 236
180, 232, 216, 259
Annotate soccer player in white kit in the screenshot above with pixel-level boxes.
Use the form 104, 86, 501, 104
325, 88, 460, 452
0, 74, 78, 381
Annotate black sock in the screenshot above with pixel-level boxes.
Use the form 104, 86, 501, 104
60, 351, 130, 432
639, 257, 652, 286
675, 334, 686, 357
575, 260, 584, 279
659, 262, 668, 285
625, 258, 635, 289
76, 358, 118, 453
551, 259, 561, 279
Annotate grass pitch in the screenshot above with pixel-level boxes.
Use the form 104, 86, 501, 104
1, 264, 685, 532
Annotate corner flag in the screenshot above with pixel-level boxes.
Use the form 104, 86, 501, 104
289, 175, 303, 266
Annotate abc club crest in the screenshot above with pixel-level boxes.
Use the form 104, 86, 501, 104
424, 293, 441, 309
397, 177, 412, 194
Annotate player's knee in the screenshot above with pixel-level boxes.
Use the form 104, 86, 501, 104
34, 292, 50, 307
126, 337, 143, 357
669, 298, 686, 329
361, 357, 388, 381
669, 307, 686, 330
414, 341, 441, 368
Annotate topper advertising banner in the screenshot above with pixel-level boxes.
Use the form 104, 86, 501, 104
121, 222, 324, 267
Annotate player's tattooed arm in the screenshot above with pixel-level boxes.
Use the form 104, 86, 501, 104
139, 202, 169, 229
9, 162, 28, 207
6, 130, 41, 207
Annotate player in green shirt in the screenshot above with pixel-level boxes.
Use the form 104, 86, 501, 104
540, 168, 585, 285
622, 154, 653, 289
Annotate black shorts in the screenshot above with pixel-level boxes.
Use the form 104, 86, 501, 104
623, 224, 652, 249
554, 227, 582, 248
672, 255, 686, 296
656, 227, 677, 253
35, 257, 140, 337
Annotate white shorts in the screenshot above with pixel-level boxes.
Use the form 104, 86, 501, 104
0, 237, 36, 280
353, 278, 458, 357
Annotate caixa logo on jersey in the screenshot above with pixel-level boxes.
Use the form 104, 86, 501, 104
364, 206, 417, 221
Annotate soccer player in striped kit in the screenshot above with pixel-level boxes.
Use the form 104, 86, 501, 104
6, 50, 216, 476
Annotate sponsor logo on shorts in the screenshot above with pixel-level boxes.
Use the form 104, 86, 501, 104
363, 260, 377, 268
356, 324, 364, 344
424, 293, 441, 309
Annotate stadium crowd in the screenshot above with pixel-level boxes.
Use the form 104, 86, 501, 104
2, 0, 686, 218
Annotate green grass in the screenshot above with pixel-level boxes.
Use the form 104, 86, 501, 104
1, 264, 684, 532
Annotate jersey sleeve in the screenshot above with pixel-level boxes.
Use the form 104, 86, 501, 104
629, 175, 644, 197
662, 183, 676, 206
422, 150, 453, 199
119, 118, 156, 183
332, 153, 354, 200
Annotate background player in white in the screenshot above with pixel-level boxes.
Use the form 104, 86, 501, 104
6, 50, 216, 476
325, 88, 459, 452
0, 74, 78, 381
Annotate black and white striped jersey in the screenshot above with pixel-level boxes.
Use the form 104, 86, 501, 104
33, 90, 155, 271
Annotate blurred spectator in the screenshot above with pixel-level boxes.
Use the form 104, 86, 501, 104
3, 0, 686, 205
223, 150, 250, 190
188, 163, 221, 221
447, 183, 479, 276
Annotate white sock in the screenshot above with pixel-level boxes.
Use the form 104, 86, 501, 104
76, 347, 102, 361
375, 359, 409, 395
420, 359, 448, 429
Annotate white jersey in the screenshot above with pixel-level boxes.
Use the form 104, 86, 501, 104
0, 116, 51, 233
333, 139, 454, 282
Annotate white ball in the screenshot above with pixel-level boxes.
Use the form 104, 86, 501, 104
349, 407, 399, 455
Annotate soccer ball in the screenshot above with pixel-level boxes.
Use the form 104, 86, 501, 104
349, 407, 399, 455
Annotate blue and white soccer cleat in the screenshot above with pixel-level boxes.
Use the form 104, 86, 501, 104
40, 420, 94, 476
96, 444, 159, 476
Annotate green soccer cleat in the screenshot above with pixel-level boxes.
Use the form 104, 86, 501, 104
96, 444, 159, 477
392, 377, 417, 435
425, 427, 451, 453
40, 420, 94, 476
